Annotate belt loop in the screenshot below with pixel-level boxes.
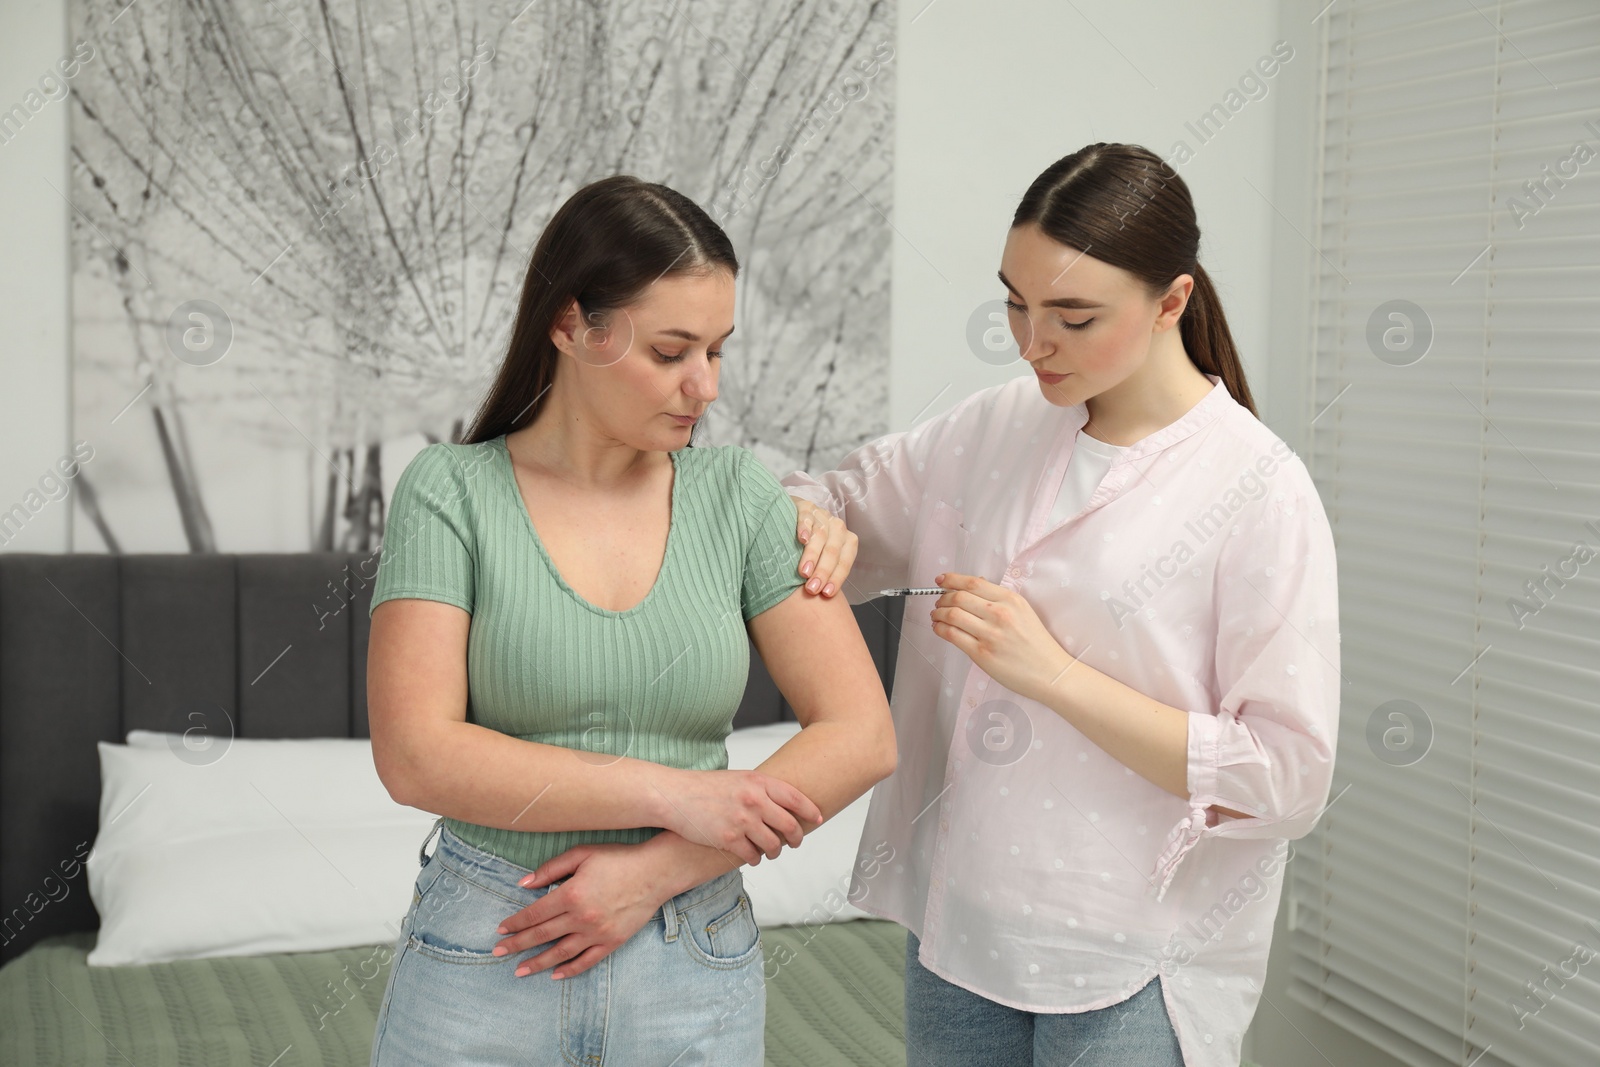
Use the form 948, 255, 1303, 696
418, 817, 444, 868
662, 892, 679, 942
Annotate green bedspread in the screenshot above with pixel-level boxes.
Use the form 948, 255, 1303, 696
0, 920, 908, 1067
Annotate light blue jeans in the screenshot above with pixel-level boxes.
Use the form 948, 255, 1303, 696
904, 930, 1186, 1066
369, 820, 766, 1066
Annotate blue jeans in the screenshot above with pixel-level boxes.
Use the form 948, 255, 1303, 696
904, 930, 1185, 1066
370, 820, 766, 1066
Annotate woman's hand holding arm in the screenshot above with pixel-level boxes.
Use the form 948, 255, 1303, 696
493, 585, 897, 978
791, 498, 858, 598
781, 391, 986, 602
650, 766, 822, 866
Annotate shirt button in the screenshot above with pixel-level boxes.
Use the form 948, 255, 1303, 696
1006, 565, 1021, 577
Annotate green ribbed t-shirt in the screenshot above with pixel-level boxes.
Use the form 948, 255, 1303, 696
369, 435, 808, 872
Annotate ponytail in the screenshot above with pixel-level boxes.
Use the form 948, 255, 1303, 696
1181, 262, 1256, 417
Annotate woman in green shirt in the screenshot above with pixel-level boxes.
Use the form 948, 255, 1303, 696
365, 175, 896, 1066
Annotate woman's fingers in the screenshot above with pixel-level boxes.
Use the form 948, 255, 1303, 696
517, 931, 593, 978
791, 500, 859, 596
711, 824, 762, 867
499, 846, 591, 937
744, 820, 785, 861
794, 502, 827, 583
793, 497, 817, 544
661, 769, 820, 863
810, 522, 858, 596
517, 846, 586, 890
810, 532, 840, 593
495, 909, 572, 956
764, 776, 823, 829
764, 803, 805, 850
499, 881, 620, 973
547, 943, 612, 981
497, 891, 559, 936
750, 794, 801, 851
730, 838, 763, 867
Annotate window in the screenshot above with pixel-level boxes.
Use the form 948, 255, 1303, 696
1291, 2, 1600, 1066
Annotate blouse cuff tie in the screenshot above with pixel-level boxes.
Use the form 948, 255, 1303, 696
1151, 802, 1210, 903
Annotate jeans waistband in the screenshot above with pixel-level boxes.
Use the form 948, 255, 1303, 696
422, 819, 744, 927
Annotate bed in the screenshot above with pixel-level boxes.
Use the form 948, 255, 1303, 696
0, 551, 910, 1067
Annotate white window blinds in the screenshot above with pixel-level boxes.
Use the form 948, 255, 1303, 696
1290, 1, 1600, 1066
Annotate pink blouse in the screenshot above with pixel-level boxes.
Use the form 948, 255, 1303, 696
779, 373, 1340, 1067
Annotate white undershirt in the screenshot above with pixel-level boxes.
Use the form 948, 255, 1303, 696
1046, 429, 1128, 529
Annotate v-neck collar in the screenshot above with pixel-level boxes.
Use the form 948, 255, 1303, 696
496, 436, 682, 619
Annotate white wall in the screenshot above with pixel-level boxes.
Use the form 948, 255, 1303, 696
0, 1, 72, 552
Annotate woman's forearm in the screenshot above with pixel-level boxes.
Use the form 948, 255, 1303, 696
386, 715, 890, 842
633, 829, 742, 900
629, 719, 895, 901
753, 719, 893, 825
1037, 656, 1249, 819
1038, 655, 1190, 797
383, 718, 681, 833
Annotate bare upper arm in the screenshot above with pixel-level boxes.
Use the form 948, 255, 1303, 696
745, 587, 893, 743
367, 597, 471, 802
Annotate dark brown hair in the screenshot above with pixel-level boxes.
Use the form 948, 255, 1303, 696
463, 175, 739, 445
1011, 143, 1257, 416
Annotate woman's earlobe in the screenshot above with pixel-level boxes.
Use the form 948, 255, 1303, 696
548, 299, 584, 355
549, 321, 574, 356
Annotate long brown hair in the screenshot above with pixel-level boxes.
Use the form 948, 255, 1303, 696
1011, 143, 1257, 416
463, 175, 739, 445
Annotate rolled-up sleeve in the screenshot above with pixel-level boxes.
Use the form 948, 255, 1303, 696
779, 391, 986, 604
1151, 481, 1341, 900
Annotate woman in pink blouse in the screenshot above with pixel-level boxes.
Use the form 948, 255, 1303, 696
781, 143, 1341, 1067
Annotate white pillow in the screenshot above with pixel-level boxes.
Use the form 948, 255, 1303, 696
89, 733, 436, 965
93, 724, 869, 964
724, 722, 874, 927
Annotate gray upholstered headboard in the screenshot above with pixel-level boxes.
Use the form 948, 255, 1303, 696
0, 552, 903, 965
